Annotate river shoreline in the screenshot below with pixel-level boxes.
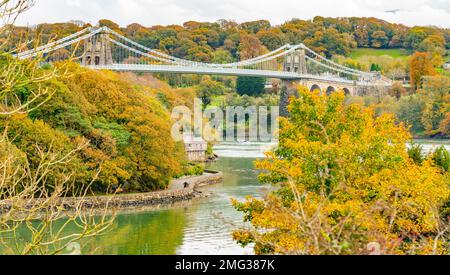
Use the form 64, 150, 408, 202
0, 171, 224, 211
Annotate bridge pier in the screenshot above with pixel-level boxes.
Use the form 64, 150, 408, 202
279, 80, 361, 117
280, 80, 300, 117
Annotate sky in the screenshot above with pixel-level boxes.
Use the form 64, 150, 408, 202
15, 0, 450, 28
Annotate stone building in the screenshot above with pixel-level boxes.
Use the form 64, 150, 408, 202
82, 33, 113, 66
183, 134, 208, 162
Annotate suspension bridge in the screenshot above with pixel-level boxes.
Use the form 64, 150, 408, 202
14, 26, 392, 116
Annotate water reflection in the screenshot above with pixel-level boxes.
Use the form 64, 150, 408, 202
3, 140, 447, 255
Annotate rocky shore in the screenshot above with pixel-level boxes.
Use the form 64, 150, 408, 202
1, 171, 223, 211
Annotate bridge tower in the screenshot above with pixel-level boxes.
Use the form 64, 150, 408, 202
283, 48, 307, 75
82, 33, 113, 66
280, 47, 308, 117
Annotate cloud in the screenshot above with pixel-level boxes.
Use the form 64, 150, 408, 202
428, 0, 450, 13
15, 0, 450, 28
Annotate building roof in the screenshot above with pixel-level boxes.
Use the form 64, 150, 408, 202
183, 134, 207, 145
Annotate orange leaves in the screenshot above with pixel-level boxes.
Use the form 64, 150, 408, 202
409, 52, 437, 91
3, 63, 189, 193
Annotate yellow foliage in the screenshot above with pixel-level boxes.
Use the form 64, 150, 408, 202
234, 86, 450, 255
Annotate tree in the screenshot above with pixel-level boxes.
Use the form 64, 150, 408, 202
409, 52, 436, 91
238, 34, 267, 60
196, 77, 226, 106
354, 27, 370, 47
236, 76, 265, 96
0, 0, 114, 255
98, 19, 120, 31
432, 146, 450, 173
240, 20, 271, 34
389, 82, 407, 99
419, 76, 450, 136
370, 63, 382, 72
233, 87, 450, 255
212, 49, 234, 64
186, 45, 213, 62
371, 31, 389, 48
304, 28, 354, 58
257, 29, 286, 51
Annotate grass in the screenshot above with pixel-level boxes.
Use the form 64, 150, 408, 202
349, 48, 410, 59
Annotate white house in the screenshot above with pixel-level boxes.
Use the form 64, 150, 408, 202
183, 134, 208, 162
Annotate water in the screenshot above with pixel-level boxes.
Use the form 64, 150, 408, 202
80, 142, 270, 255
412, 139, 450, 154
3, 140, 448, 255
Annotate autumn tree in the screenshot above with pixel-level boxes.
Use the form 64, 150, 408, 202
419, 76, 450, 137
240, 20, 271, 34
0, 0, 115, 255
257, 29, 286, 51
409, 52, 436, 91
304, 28, 354, 58
371, 31, 389, 48
233, 86, 450, 255
98, 19, 120, 31
389, 82, 407, 99
238, 34, 267, 60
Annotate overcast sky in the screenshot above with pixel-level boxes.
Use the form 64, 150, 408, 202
15, 0, 450, 28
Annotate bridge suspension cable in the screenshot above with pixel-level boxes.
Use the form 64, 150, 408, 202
302, 44, 373, 76
12, 26, 382, 84
104, 26, 299, 68
15, 27, 102, 59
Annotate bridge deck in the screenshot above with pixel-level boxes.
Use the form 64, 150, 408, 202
86, 64, 358, 84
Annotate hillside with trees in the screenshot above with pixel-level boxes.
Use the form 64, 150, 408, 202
0, 57, 198, 193
6, 17, 447, 139
7, 17, 447, 60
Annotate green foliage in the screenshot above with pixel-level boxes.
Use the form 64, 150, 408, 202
93, 120, 131, 148
240, 20, 271, 34
206, 143, 214, 156
346, 74, 449, 139
432, 146, 450, 172
408, 144, 425, 165
397, 94, 426, 134
236, 76, 265, 96
186, 164, 205, 176
370, 63, 382, 72
196, 77, 226, 106
304, 28, 355, 58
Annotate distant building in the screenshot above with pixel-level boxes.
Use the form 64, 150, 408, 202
183, 134, 208, 162
444, 63, 450, 71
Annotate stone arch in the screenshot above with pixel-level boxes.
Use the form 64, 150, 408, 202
310, 84, 322, 93
326, 86, 336, 95
85, 56, 92, 65
343, 88, 351, 96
